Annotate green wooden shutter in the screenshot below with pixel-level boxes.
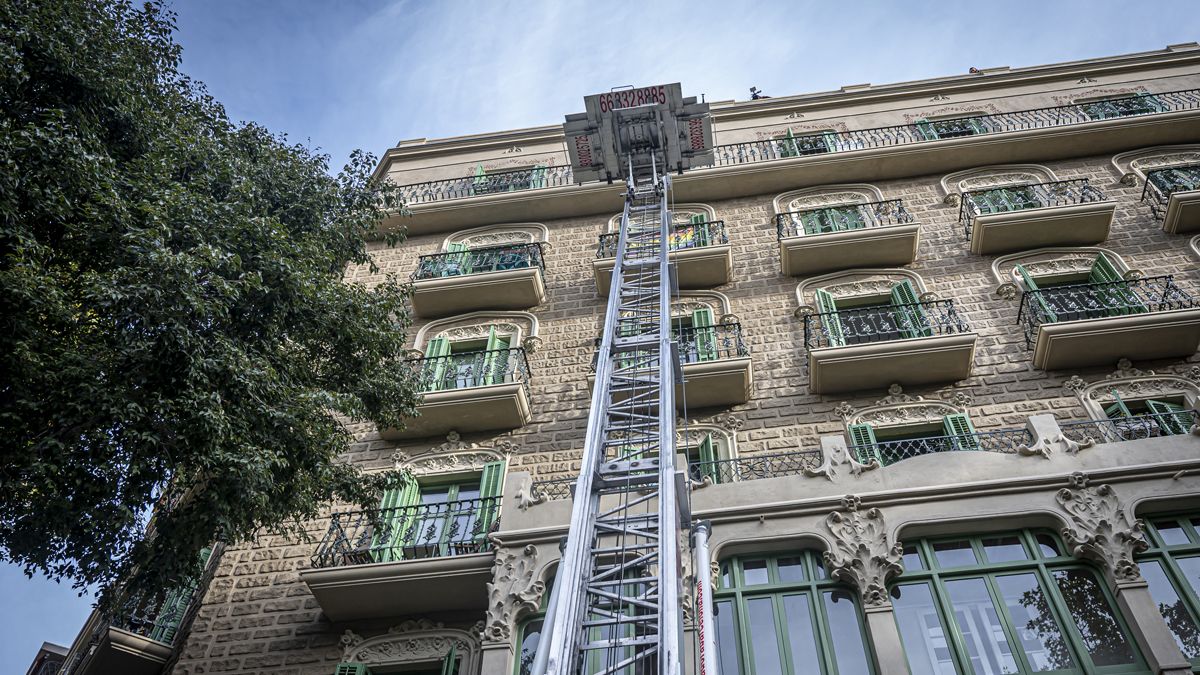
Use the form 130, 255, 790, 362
1015, 264, 1057, 323
891, 280, 932, 338
530, 163, 547, 188
334, 664, 372, 675
374, 480, 421, 562
1089, 255, 1145, 316
814, 289, 844, 347
779, 129, 800, 157
441, 646, 459, 675
424, 337, 451, 391
800, 208, 830, 234
476, 460, 506, 544
821, 131, 839, 152
483, 327, 511, 386
689, 213, 710, 246
942, 413, 980, 451
472, 164, 487, 188
1146, 400, 1189, 435
1089, 254, 1121, 283
847, 423, 879, 464
691, 307, 717, 362
697, 433, 719, 484
841, 204, 867, 231
445, 241, 472, 275
915, 119, 937, 140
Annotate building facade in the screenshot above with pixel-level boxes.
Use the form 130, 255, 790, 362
60, 44, 1200, 675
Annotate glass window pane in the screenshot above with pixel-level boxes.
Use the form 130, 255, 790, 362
933, 540, 978, 568
1176, 556, 1200, 598
814, 557, 827, 579
782, 594, 821, 674
743, 559, 770, 586
994, 572, 1075, 671
1140, 559, 1200, 658
1155, 520, 1190, 546
714, 600, 741, 675
777, 556, 806, 583
823, 590, 872, 675
517, 619, 542, 675
1051, 568, 1137, 666
746, 597, 784, 675
720, 562, 733, 589
944, 578, 1019, 674
1033, 534, 1061, 559
982, 536, 1028, 564
891, 583, 957, 675
903, 544, 925, 571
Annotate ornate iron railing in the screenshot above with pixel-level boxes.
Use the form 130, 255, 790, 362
595, 219, 728, 258
397, 165, 575, 205
689, 449, 824, 483
589, 322, 749, 371
776, 199, 913, 238
1017, 276, 1198, 347
711, 90, 1200, 166
412, 242, 545, 280
959, 178, 1106, 239
851, 428, 1034, 466
311, 496, 501, 569
409, 347, 531, 395
1141, 163, 1200, 222
1059, 411, 1200, 445
803, 300, 971, 350
530, 477, 575, 501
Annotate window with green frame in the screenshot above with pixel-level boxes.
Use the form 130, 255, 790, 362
421, 327, 513, 391
891, 529, 1146, 675
776, 128, 839, 157
713, 551, 874, 674
683, 430, 732, 484
814, 280, 932, 348
1102, 392, 1194, 437
969, 185, 1042, 215
916, 117, 988, 140
794, 203, 868, 235
846, 413, 979, 466
1014, 254, 1146, 323
373, 462, 504, 562
1078, 94, 1165, 121
334, 646, 460, 675
1134, 514, 1200, 665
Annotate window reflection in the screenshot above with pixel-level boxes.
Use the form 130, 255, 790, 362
892, 583, 956, 675
747, 596, 784, 675
944, 578, 1018, 674
1050, 569, 1136, 666
994, 572, 1074, 671
1141, 559, 1200, 658
933, 540, 978, 568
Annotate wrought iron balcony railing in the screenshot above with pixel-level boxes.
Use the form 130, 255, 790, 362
530, 477, 575, 502
412, 242, 545, 281
311, 496, 500, 569
803, 300, 971, 350
851, 428, 1034, 466
958, 178, 1106, 239
1059, 410, 1200, 446
711, 90, 1200, 167
595, 220, 728, 258
589, 322, 750, 371
776, 199, 914, 239
688, 449, 824, 484
409, 347, 531, 395
397, 165, 574, 205
1141, 163, 1200, 222
1017, 276, 1198, 347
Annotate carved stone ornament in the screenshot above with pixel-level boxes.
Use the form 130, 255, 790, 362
521, 335, 543, 354
340, 619, 481, 670
957, 172, 1041, 193
823, 495, 904, 608
806, 442, 879, 481
1056, 473, 1149, 584
719, 313, 740, 326
437, 322, 522, 343
1130, 152, 1200, 177
795, 304, 816, 319
1063, 375, 1088, 394
1017, 434, 1092, 458
672, 300, 715, 317
460, 230, 535, 248
786, 191, 869, 212
848, 386, 969, 430
823, 278, 907, 300
833, 401, 857, 421
709, 413, 745, 433
483, 545, 545, 643
515, 475, 546, 511
901, 103, 1001, 124
1123, 269, 1143, 281
1019, 256, 1098, 277
392, 432, 510, 476
995, 282, 1018, 301
405, 348, 426, 360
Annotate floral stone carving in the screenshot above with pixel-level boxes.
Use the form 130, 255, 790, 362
1056, 473, 1148, 584
483, 545, 545, 643
823, 495, 903, 608
341, 619, 481, 669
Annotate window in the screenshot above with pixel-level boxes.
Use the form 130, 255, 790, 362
674, 307, 719, 363
421, 328, 513, 391
1135, 515, 1200, 666
335, 650, 460, 675
372, 461, 504, 562
684, 431, 733, 483
814, 280, 931, 347
1015, 254, 1145, 323
669, 213, 716, 249
847, 414, 979, 466
714, 551, 873, 674
1103, 394, 1193, 437
776, 129, 838, 157
1079, 94, 1165, 121
793, 204, 868, 235
969, 185, 1042, 215
916, 116, 989, 140
892, 530, 1145, 675
1145, 165, 1200, 197
472, 163, 549, 194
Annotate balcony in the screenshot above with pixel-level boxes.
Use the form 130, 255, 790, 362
409, 243, 546, 318
850, 428, 1033, 467
301, 497, 499, 621
398, 165, 574, 205
688, 448, 824, 484
589, 322, 753, 409
1142, 164, 1200, 234
592, 220, 732, 294
775, 199, 918, 276
384, 348, 532, 440
958, 179, 1114, 254
1018, 276, 1200, 370
1058, 410, 1200, 445
803, 300, 977, 394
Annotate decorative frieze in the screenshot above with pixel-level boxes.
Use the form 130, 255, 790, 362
340, 619, 482, 670
1056, 473, 1149, 584
823, 495, 904, 609
483, 545, 545, 643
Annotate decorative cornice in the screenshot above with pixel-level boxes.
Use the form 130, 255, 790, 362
1056, 473, 1149, 584
483, 545, 544, 643
341, 619, 482, 670
392, 432, 514, 476
823, 495, 903, 609
843, 384, 969, 428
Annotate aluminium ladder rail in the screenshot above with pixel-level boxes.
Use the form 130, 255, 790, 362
536, 165, 684, 674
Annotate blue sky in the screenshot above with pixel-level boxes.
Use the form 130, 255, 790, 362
3, 0, 1198, 670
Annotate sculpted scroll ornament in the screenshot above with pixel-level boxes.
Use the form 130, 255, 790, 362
340, 619, 481, 668
483, 545, 545, 643
786, 191, 868, 212
1056, 473, 1148, 584
823, 496, 903, 608
392, 431, 511, 476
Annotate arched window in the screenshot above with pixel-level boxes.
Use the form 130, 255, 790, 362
891, 529, 1145, 674
713, 550, 874, 674
1134, 514, 1200, 666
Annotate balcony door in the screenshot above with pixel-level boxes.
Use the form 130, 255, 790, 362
815, 280, 932, 347
374, 461, 504, 562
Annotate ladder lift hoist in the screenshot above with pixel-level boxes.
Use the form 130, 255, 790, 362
530, 84, 718, 675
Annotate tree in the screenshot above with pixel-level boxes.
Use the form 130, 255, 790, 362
0, 0, 417, 602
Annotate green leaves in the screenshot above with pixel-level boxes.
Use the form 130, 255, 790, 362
0, 0, 417, 604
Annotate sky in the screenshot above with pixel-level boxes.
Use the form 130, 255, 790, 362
3, 0, 1199, 671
